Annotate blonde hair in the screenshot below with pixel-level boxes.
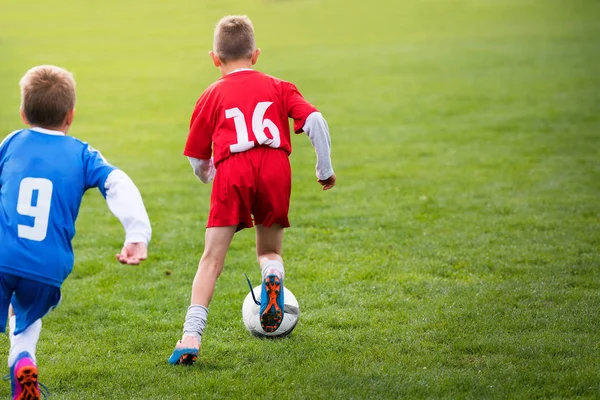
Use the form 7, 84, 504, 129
19, 65, 76, 128
213, 15, 256, 63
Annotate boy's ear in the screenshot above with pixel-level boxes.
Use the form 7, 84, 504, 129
19, 109, 29, 125
65, 109, 75, 127
251, 48, 261, 65
209, 51, 222, 67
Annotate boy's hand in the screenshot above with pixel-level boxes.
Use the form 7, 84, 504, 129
318, 174, 336, 191
116, 242, 148, 265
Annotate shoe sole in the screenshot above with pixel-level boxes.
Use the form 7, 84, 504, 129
260, 275, 284, 333
15, 364, 40, 400
168, 348, 199, 366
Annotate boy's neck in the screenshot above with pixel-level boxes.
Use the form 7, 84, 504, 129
219, 60, 254, 76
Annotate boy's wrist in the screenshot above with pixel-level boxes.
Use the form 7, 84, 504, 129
124, 233, 150, 245
317, 169, 334, 181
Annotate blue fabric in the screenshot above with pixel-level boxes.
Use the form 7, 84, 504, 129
0, 129, 117, 287
0, 274, 61, 334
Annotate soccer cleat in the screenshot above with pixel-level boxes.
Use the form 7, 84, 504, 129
11, 352, 40, 400
168, 336, 200, 366
260, 273, 284, 332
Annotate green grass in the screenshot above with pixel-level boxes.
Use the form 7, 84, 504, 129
1, 0, 599, 398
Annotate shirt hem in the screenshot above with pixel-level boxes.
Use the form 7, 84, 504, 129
0, 263, 63, 288
183, 150, 211, 160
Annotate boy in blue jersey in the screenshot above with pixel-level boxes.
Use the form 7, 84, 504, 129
0, 65, 152, 399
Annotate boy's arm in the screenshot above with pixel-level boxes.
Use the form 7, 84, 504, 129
187, 157, 216, 183
285, 83, 336, 190
104, 169, 152, 265
303, 112, 335, 189
184, 90, 215, 162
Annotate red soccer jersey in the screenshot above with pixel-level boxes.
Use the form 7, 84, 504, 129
184, 70, 318, 165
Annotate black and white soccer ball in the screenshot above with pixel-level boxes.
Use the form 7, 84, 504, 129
242, 285, 300, 338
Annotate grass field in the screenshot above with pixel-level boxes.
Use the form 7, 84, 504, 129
1, 0, 599, 398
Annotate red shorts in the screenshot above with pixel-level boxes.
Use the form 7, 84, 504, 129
207, 146, 291, 230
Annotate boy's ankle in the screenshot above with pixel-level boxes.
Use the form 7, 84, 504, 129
261, 260, 284, 279
181, 333, 201, 346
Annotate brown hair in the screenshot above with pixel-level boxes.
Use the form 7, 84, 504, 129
213, 15, 256, 63
19, 65, 76, 128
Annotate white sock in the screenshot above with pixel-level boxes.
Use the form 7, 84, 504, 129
182, 305, 208, 343
261, 260, 284, 280
8, 316, 41, 367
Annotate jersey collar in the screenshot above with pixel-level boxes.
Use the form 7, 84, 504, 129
30, 127, 66, 136
228, 68, 253, 75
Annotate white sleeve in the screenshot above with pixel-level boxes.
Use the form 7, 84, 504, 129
104, 169, 152, 245
188, 157, 216, 183
303, 112, 334, 180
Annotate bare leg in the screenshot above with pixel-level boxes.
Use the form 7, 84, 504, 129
191, 226, 237, 306
169, 225, 237, 365
255, 223, 284, 267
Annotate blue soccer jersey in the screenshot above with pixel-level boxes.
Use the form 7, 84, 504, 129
0, 128, 117, 287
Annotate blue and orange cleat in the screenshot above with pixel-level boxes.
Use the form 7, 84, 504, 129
168, 336, 200, 366
10, 351, 40, 400
260, 273, 284, 332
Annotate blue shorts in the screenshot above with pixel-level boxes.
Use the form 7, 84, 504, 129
0, 274, 61, 335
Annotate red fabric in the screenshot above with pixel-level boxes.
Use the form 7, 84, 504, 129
184, 70, 318, 166
207, 146, 291, 230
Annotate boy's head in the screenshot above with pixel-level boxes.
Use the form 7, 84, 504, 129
212, 15, 258, 64
19, 65, 76, 130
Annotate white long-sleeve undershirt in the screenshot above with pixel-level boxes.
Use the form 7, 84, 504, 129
303, 112, 334, 181
104, 170, 152, 245
188, 157, 216, 183
186, 111, 333, 182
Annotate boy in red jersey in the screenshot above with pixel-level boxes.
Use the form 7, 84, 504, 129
169, 15, 335, 365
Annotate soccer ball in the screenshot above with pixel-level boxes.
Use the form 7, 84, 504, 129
242, 285, 300, 338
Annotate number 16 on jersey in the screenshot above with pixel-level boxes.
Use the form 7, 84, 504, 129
226, 101, 281, 153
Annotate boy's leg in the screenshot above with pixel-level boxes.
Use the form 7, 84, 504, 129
8, 278, 59, 399
8, 311, 41, 366
256, 224, 286, 332
190, 226, 238, 307
169, 225, 236, 365
256, 223, 284, 266
9, 278, 59, 365
0, 274, 16, 334
9, 312, 41, 400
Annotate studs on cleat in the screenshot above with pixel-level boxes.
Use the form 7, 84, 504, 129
178, 354, 197, 366
16, 365, 40, 400
260, 275, 284, 332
